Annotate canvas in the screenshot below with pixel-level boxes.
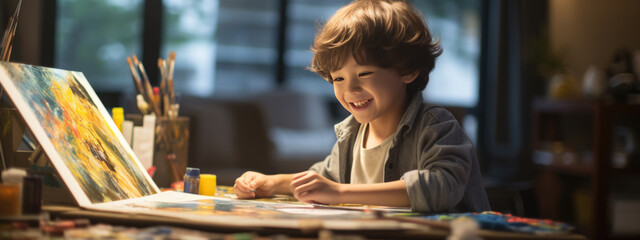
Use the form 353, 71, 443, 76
0, 62, 159, 206
88, 191, 384, 229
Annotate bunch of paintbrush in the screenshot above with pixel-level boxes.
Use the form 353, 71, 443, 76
157, 52, 178, 118
126, 52, 181, 181
157, 53, 181, 182
126, 55, 159, 116
126, 52, 178, 117
1, 0, 22, 61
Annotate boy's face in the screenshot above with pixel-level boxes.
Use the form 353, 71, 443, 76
330, 56, 417, 126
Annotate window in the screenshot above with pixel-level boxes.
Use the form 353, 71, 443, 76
213, 0, 280, 94
162, 0, 279, 97
56, 0, 143, 92
161, 0, 219, 96
283, 0, 350, 95
415, 0, 481, 107
56, 0, 480, 108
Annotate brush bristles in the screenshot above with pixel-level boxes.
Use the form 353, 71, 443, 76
132, 54, 139, 64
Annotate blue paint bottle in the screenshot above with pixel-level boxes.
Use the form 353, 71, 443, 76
183, 167, 200, 194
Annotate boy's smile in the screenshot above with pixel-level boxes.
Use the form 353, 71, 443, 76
350, 99, 372, 110
331, 56, 418, 131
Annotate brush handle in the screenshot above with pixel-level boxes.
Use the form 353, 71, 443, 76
126, 58, 145, 95
138, 64, 161, 116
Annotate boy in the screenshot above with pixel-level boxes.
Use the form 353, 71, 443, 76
234, 0, 490, 213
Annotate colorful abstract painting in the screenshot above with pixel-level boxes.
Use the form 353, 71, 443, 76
0, 62, 158, 205
128, 198, 369, 219
86, 191, 409, 230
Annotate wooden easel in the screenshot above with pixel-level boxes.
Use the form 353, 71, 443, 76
0, 0, 30, 171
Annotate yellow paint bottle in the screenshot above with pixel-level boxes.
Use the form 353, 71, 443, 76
112, 107, 124, 131
198, 174, 216, 196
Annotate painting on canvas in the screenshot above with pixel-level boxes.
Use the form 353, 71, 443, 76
0, 62, 158, 206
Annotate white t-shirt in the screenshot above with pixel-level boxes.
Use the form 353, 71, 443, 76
350, 123, 395, 184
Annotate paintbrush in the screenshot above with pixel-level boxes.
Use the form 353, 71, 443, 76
0, 16, 14, 60
157, 56, 179, 180
158, 58, 169, 116
158, 58, 166, 92
1, 0, 22, 61
126, 57, 145, 95
0, 20, 8, 55
136, 94, 149, 115
168, 52, 176, 107
166, 52, 179, 118
132, 54, 161, 116
127, 57, 150, 115
0, 19, 12, 60
0, 0, 21, 170
4, 46, 12, 62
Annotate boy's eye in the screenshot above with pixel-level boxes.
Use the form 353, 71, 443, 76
333, 77, 344, 82
358, 72, 373, 77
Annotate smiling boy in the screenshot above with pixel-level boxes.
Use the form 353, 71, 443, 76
234, 0, 490, 213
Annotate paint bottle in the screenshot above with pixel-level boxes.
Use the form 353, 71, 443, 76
1, 168, 27, 216
183, 167, 200, 194
112, 107, 124, 131
198, 174, 216, 196
22, 175, 42, 214
0, 184, 20, 216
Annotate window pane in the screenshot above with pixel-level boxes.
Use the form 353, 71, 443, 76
284, 0, 350, 96
56, 0, 143, 92
162, 0, 219, 96
215, 0, 279, 94
162, 0, 279, 97
415, 0, 481, 107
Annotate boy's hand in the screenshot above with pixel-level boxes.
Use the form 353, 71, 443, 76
290, 171, 342, 204
234, 171, 275, 199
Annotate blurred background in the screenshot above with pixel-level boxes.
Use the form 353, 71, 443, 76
2, 0, 640, 238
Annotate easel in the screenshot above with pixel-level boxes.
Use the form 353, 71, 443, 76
0, 0, 73, 206
0, 0, 34, 172
0, 106, 43, 170
0, 103, 71, 205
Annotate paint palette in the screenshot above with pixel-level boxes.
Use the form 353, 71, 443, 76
423, 211, 574, 234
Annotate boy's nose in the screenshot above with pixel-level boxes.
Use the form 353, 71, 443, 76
346, 77, 362, 93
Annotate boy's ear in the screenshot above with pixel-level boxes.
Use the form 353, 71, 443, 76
401, 70, 420, 84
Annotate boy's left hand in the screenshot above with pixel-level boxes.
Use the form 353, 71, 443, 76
290, 171, 342, 204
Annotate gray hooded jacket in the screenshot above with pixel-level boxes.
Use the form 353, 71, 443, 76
309, 92, 490, 213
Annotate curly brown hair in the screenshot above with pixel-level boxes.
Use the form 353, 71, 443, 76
308, 0, 442, 94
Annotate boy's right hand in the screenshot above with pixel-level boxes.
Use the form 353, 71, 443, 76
234, 171, 275, 199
